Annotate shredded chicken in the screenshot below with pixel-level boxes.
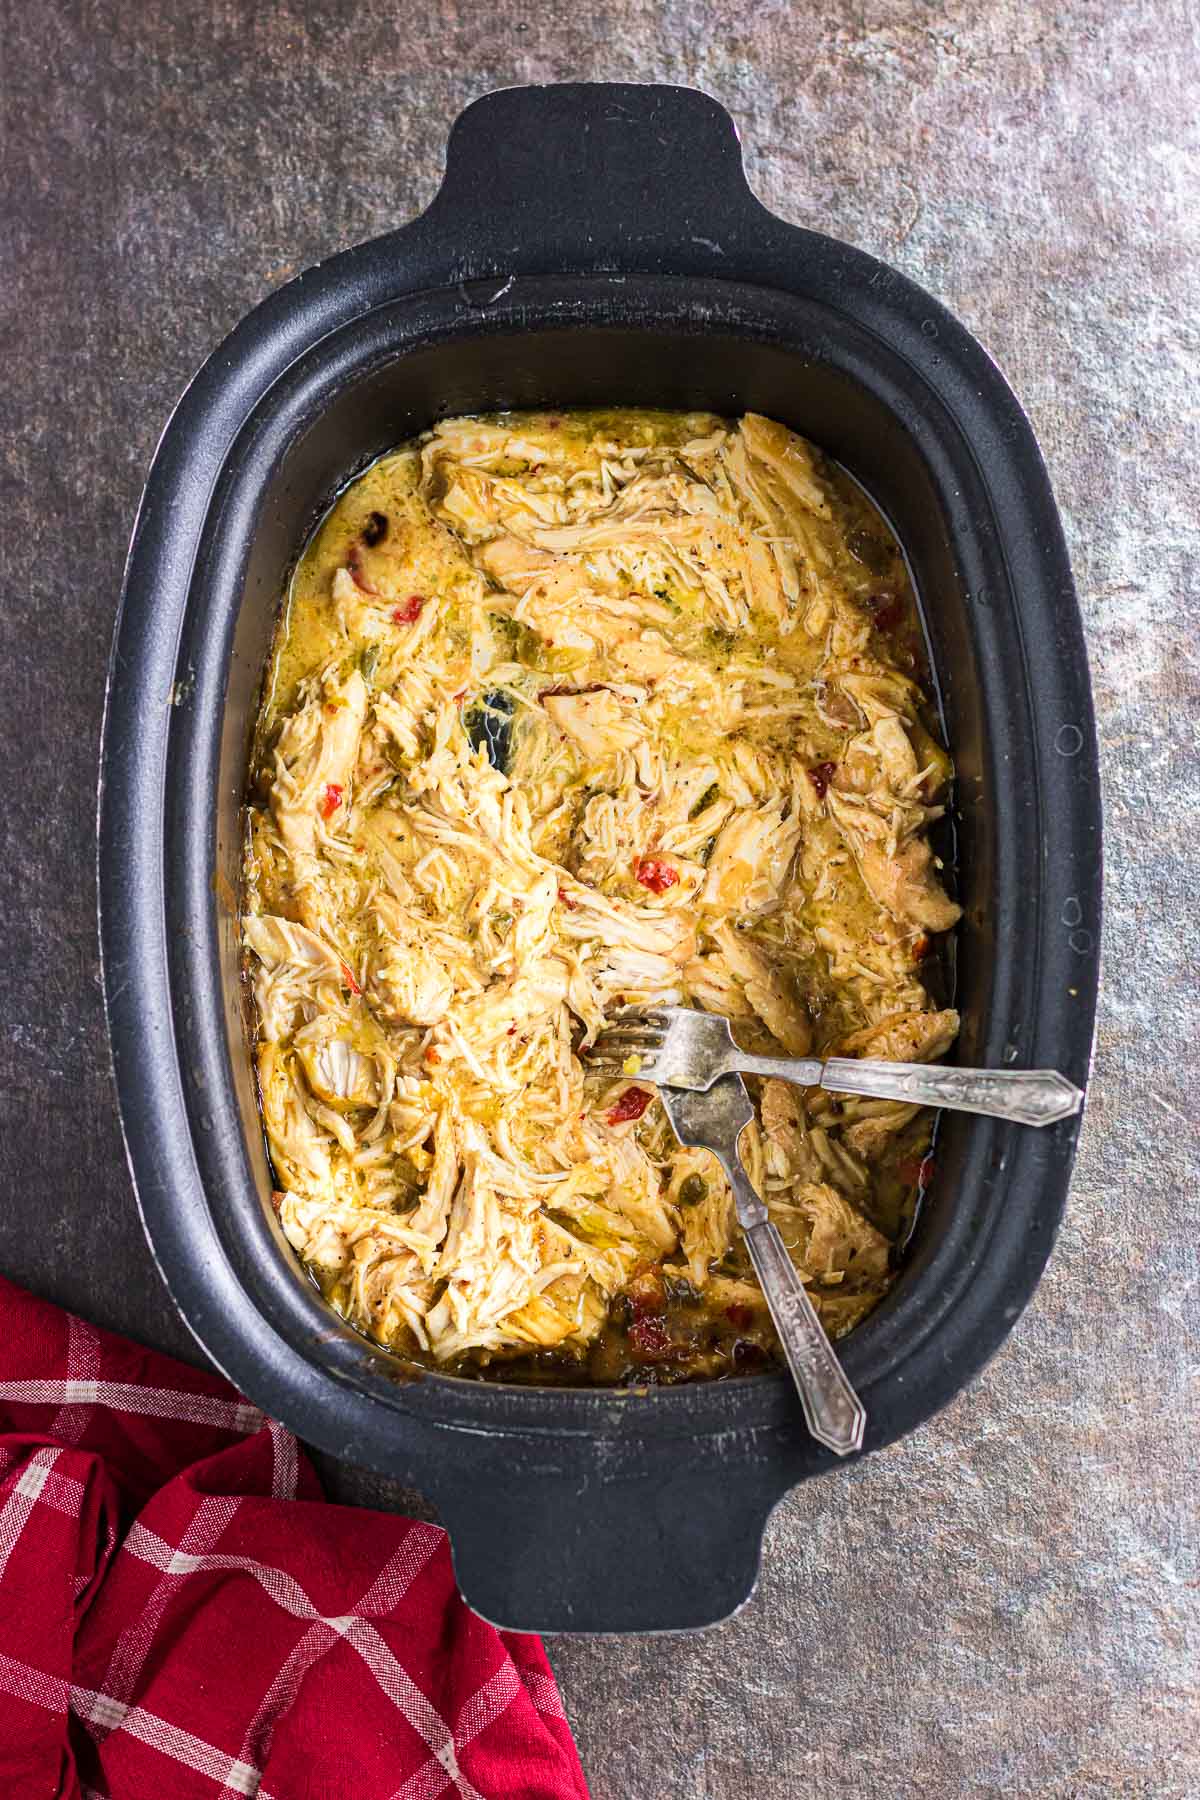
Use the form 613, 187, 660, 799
242, 409, 960, 1381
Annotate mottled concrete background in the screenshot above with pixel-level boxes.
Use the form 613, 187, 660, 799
2, 2, 1197, 1795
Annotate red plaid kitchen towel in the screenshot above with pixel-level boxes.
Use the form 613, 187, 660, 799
0, 1276, 589, 1800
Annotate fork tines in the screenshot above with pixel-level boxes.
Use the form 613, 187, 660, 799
585, 1008, 669, 1077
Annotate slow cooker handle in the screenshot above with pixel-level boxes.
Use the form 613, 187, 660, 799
430, 1446, 779, 1634
415, 82, 773, 280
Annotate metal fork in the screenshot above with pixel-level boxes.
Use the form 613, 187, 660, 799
589, 1006, 1084, 1126
657, 1074, 866, 1457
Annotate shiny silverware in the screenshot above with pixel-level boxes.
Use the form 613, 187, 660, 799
590, 1006, 1083, 1127
657, 1073, 866, 1457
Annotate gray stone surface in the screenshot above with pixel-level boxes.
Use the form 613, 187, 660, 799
1, 3, 1197, 1796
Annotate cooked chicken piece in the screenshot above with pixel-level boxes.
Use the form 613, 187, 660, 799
679, 951, 757, 1024
659, 803, 734, 863
361, 808, 416, 902
836, 1008, 960, 1064
790, 1182, 890, 1285
606, 630, 703, 688
812, 1287, 887, 1335
582, 1126, 678, 1254
841, 1102, 922, 1161
649, 516, 750, 631
331, 565, 394, 643
689, 921, 812, 1056
740, 414, 833, 520
349, 1242, 437, 1351
591, 949, 687, 1007
808, 1125, 871, 1195
296, 1037, 379, 1111
823, 591, 874, 661
446, 958, 569, 1057
510, 870, 559, 966
702, 803, 803, 916
545, 1191, 656, 1270
721, 435, 802, 605
257, 1044, 334, 1199
370, 897, 456, 1028
835, 716, 926, 803
275, 1194, 344, 1276
373, 947, 454, 1029
656, 761, 722, 825
542, 688, 644, 760
673, 1156, 735, 1287
418, 1127, 595, 1357
475, 533, 554, 592
501, 1290, 585, 1349
760, 1076, 805, 1144
802, 588, 835, 640
425, 419, 554, 467
566, 787, 705, 901
740, 989, 811, 1062
517, 513, 745, 631
271, 669, 368, 858
244, 914, 343, 979
475, 535, 606, 654
558, 885, 696, 964
408, 1110, 459, 1246
244, 914, 352, 1042
435, 1141, 503, 1271
871, 716, 922, 790
738, 530, 788, 624
826, 791, 962, 931
835, 666, 923, 726
759, 1079, 822, 1184
569, 789, 652, 882
534, 1217, 635, 1305
439, 470, 501, 540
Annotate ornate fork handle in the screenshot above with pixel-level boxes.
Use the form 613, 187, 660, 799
820, 1058, 1083, 1126
711, 1146, 866, 1458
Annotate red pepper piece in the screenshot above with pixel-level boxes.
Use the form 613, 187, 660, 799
635, 857, 679, 894
319, 782, 343, 819
393, 595, 425, 624
339, 961, 361, 996
607, 1087, 651, 1126
629, 1312, 674, 1361
807, 761, 837, 798
557, 887, 578, 911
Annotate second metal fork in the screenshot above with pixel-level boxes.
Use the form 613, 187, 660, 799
657, 1073, 867, 1457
